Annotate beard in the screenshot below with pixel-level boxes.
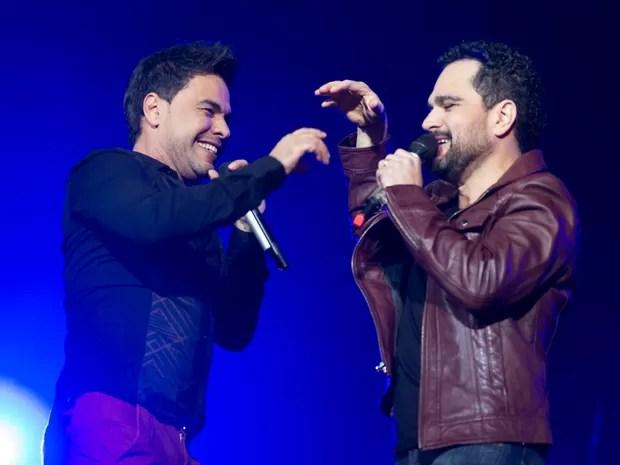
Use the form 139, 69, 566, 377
431, 130, 492, 184
164, 136, 214, 181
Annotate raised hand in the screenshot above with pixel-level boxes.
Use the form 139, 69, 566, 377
315, 80, 386, 144
269, 128, 330, 174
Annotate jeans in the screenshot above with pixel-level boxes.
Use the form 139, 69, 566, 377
42, 392, 199, 465
396, 443, 547, 465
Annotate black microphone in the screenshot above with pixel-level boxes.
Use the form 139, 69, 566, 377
352, 134, 438, 229
218, 163, 288, 270
408, 133, 438, 164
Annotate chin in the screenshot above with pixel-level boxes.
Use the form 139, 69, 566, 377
190, 160, 213, 177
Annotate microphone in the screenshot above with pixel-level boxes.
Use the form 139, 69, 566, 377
352, 133, 438, 229
218, 163, 288, 270
408, 133, 439, 164
243, 209, 288, 270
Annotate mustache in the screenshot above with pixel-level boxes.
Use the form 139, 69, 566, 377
431, 131, 451, 139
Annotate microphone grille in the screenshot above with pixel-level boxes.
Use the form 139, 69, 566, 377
409, 134, 438, 163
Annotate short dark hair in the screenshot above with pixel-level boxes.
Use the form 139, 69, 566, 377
438, 40, 545, 152
123, 42, 236, 145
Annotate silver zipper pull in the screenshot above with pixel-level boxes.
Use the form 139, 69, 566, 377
375, 361, 388, 375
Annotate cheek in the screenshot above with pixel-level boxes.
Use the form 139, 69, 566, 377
485, 116, 498, 136
444, 121, 459, 139
200, 117, 214, 132
177, 112, 210, 135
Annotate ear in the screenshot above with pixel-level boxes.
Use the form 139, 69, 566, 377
491, 99, 517, 138
142, 92, 164, 129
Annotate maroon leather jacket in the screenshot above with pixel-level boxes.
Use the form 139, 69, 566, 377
340, 135, 579, 450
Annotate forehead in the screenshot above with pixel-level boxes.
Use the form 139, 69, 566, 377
429, 59, 481, 101
175, 74, 231, 113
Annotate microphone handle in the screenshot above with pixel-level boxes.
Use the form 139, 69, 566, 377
244, 209, 288, 270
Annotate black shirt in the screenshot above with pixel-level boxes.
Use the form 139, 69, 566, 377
393, 199, 458, 455
57, 148, 285, 431
393, 261, 426, 455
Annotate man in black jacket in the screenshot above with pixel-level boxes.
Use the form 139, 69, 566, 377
44, 42, 329, 465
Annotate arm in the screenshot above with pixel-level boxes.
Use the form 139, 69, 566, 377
315, 79, 388, 221
69, 121, 332, 244
68, 150, 285, 243
339, 134, 388, 215
384, 179, 579, 313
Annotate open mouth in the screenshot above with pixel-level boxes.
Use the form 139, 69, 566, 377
432, 133, 451, 156
196, 141, 219, 156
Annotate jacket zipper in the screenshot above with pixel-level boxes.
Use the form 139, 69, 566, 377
417, 278, 431, 448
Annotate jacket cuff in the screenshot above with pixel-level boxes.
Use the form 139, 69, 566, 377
339, 133, 389, 177
247, 156, 287, 192
385, 184, 431, 209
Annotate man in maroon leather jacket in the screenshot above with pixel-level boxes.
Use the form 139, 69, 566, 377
316, 41, 578, 465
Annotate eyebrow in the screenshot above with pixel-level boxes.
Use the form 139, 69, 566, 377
427, 95, 464, 108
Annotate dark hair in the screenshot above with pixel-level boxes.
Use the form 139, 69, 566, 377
123, 41, 236, 145
438, 40, 545, 152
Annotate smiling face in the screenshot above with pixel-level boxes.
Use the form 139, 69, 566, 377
422, 59, 494, 184
154, 74, 231, 180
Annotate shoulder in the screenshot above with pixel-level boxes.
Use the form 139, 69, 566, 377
72, 148, 142, 171
514, 171, 577, 211
69, 148, 156, 183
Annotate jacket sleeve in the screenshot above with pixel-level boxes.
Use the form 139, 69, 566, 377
212, 228, 269, 350
384, 178, 579, 313
339, 133, 388, 215
68, 150, 286, 244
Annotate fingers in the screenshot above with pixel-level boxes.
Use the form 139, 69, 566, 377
301, 128, 330, 164
292, 127, 327, 138
381, 150, 420, 163
375, 149, 423, 188
316, 79, 385, 133
364, 94, 384, 113
314, 80, 343, 95
378, 151, 418, 172
291, 130, 331, 164
314, 79, 373, 96
269, 127, 331, 173
227, 159, 249, 171
314, 138, 331, 165
207, 169, 219, 180
257, 200, 266, 214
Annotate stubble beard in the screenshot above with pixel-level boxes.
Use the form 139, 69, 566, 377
431, 131, 492, 185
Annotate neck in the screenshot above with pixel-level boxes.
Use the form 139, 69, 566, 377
133, 136, 177, 175
457, 144, 520, 209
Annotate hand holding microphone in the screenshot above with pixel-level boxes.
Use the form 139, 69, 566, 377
376, 134, 437, 189
353, 134, 438, 228
212, 160, 288, 271
314, 78, 438, 226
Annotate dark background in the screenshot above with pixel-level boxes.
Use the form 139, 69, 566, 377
0, 0, 614, 463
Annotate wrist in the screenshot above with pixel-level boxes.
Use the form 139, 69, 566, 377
357, 117, 387, 148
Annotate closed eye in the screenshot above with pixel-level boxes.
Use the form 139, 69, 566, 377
431, 95, 463, 111
200, 107, 215, 117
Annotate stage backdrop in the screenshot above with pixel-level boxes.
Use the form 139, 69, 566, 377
0, 1, 614, 464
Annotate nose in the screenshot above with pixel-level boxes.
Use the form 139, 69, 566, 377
422, 107, 440, 132
213, 115, 231, 139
